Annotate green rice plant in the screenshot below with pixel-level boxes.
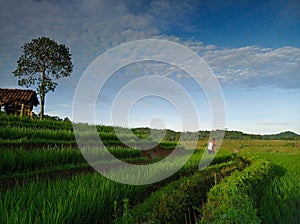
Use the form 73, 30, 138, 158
116, 159, 244, 224
0, 173, 147, 224
0, 147, 84, 174
0, 126, 75, 142
0, 112, 72, 130
159, 141, 180, 149
257, 153, 300, 224
0, 149, 237, 223
0, 125, 162, 149
0, 146, 142, 175
0, 113, 186, 150
108, 147, 141, 159
200, 156, 275, 224
0, 139, 76, 147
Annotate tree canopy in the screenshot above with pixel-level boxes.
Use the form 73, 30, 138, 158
13, 36, 73, 119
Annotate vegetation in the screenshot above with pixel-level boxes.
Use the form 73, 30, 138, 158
116, 159, 245, 223
0, 113, 299, 223
13, 37, 73, 119
0, 112, 72, 130
257, 153, 300, 224
200, 156, 274, 223
0, 146, 142, 175
0, 173, 146, 223
0, 147, 233, 223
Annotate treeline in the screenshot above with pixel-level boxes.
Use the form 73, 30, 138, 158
224, 130, 300, 140
128, 129, 300, 141
1, 112, 299, 140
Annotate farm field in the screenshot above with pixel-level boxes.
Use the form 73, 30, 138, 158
0, 113, 299, 223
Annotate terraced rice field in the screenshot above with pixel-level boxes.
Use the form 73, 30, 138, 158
0, 113, 299, 223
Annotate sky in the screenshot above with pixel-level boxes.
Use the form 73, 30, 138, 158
0, 0, 299, 134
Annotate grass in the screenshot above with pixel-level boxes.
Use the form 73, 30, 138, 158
0, 173, 146, 224
0, 149, 235, 223
0, 146, 142, 175
116, 158, 245, 224
256, 153, 300, 224
200, 156, 274, 224
191, 139, 300, 224
0, 112, 72, 130
1, 113, 299, 223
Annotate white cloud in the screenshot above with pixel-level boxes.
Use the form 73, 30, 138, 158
111, 36, 300, 90
1, 0, 299, 93
177, 41, 300, 89
0, 0, 158, 89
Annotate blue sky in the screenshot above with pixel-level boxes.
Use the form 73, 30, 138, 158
0, 0, 299, 134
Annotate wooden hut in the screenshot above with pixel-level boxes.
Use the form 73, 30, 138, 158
0, 88, 39, 117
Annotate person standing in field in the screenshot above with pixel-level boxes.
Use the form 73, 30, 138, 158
207, 138, 216, 155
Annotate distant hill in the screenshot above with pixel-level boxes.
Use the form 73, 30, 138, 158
131, 128, 300, 141
223, 130, 300, 140
262, 131, 300, 140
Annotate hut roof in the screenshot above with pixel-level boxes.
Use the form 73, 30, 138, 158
0, 88, 39, 106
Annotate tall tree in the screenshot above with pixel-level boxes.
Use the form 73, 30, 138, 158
13, 36, 73, 120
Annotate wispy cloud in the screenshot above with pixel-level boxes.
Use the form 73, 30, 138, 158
197, 45, 300, 89
152, 38, 300, 89
113, 37, 300, 89
1, 0, 299, 92
0, 0, 157, 88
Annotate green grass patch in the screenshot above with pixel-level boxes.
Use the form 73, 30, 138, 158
115, 158, 245, 224
256, 153, 300, 224
0, 146, 142, 175
200, 156, 275, 224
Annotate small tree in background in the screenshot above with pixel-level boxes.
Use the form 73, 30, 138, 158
13, 36, 73, 120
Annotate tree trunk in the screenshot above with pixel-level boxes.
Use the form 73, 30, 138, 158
40, 93, 45, 120
40, 69, 46, 120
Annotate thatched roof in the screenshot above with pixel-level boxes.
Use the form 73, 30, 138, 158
0, 88, 39, 106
